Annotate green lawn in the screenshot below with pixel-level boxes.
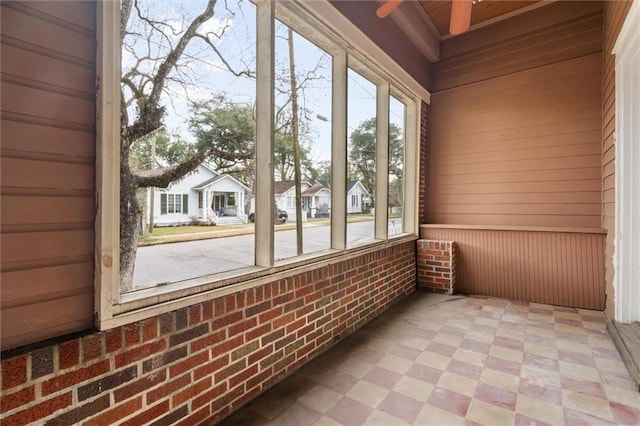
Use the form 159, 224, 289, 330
143, 226, 214, 237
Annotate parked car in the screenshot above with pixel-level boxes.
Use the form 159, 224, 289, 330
248, 209, 288, 224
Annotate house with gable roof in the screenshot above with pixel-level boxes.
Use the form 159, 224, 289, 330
274, 180, 332, 219
260, 180, 369, 220
346, 180, 371, 214
144, 162, 250, 227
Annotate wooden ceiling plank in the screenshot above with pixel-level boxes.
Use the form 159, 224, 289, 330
420, 0, 541, 36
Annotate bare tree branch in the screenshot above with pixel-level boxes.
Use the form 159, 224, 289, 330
121, 76, 144, 101
133, 0, 179, 45
146, 0, 216, 109
121, 0, 133, 44
122, 0, 219, 147
135, 148, 211, 188
134, 146, 253, 189
193, 34, 255, 78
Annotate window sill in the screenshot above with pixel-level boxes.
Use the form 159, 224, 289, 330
97, 234, 417, 330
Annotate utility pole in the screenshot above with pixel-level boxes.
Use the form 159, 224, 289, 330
288, 28, 303, 256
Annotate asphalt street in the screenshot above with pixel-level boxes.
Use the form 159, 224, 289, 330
132, 220, 377, 289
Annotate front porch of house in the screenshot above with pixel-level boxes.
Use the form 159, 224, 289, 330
195, 189, 248, 226
221, 292, 640, 425
303, 193, 331, 219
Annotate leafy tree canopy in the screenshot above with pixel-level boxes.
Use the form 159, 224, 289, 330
314, 160, 331, 184
129, 129, 196, 172
348, 117, 404, 201
189, 97, 256, 185
190, 97, 256, 159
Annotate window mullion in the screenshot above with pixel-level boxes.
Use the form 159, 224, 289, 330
404, 100, 419, 235
375, 83, 390, 240
255, 0, 275, 268
95, 0, 121, 326
331, 52, 347, 251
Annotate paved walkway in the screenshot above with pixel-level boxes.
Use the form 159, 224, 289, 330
220, 293, 640, 425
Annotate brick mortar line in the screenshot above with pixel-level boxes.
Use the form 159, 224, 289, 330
2, 245, 416, 424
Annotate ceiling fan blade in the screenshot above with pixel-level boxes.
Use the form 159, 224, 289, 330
376, 0, 403, 18
450, 0, 472, 35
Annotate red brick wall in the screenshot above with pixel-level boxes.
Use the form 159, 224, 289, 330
0, 241, 416, 425
416, 240, 456, 294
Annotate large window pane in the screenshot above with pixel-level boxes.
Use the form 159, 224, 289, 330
273, 21, 333, 262
347, 69, 376, 246
389, 95, 405, 236
109, 0, 419, 307
121, 0, 257, 292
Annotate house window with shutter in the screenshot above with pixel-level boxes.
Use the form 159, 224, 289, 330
160, 193, 188, 215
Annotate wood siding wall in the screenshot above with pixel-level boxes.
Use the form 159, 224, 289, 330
421, 226, 606, 310
433, 1, 604, 92
427, 2, 603, 229
602, 1, 633, 318
1, 1, 96, 350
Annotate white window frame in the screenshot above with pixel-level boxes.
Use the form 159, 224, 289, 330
286, 196, 296, 209
612, 0, 640, 323
95, 0, 429, 330
162, 193, 186, 215
389, 90, 410, 236
168, 194, 175, 214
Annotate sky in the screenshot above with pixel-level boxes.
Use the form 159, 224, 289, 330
122, 0, 405, 165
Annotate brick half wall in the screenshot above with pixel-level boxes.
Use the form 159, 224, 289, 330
0, 241, 416, 425
416, 240, 457, 294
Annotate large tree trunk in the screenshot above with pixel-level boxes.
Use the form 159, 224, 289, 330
119, 146, 213, 292
117, 0, 255, 292
120, 147, 140, 293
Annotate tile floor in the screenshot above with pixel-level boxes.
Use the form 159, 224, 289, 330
220, 293, 640, 425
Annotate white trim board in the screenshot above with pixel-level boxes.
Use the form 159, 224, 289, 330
613, 0, 640, 323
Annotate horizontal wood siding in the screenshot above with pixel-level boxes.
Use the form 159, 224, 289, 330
421, 226, 606, 310
428, 2, 604, 229
433, 1, 603, 92
429, 53, 603, 228
425, 4, 605, 306
421, 0, 538, 37
1, 1, 96, 350
602, 0, 633, 317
